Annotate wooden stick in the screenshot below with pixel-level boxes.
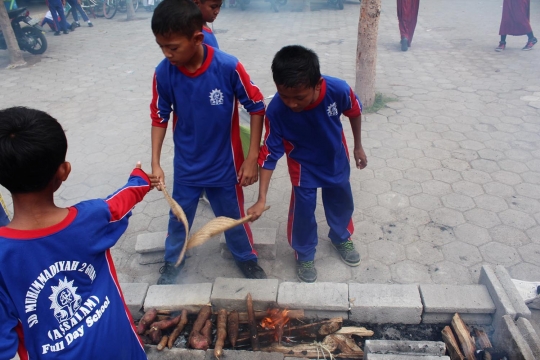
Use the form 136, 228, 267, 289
441, 325, 465, 360
335, 326, 374, 337
451, 313, 476, 360
246, 293, 260, 351
474, 328, 492, 350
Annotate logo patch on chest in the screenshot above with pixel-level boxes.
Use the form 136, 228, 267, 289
327, 102, 338, 116
209, 88, 224, 105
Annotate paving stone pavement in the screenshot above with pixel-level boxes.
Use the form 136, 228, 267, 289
1, 0, 540, 287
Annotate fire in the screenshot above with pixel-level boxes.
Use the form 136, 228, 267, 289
260, 309, 290, 342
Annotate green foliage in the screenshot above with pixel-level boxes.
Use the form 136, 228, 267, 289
363, 93, 397, 114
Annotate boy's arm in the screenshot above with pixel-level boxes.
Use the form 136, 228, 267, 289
342, 87, 368, 169
151, 126, 167, 186
247, 168, 273, 221
238, 113, 263, 186
150, 71, 172, 186
0, 287, 20, 359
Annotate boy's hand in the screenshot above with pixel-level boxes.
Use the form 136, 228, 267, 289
136, 162, 160, 190
151, 164, 165, 191
354, 146, 368, 169
247, 200, 266, 222
238, 157, 258, 187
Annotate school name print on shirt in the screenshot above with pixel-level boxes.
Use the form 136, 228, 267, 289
327, 102, 338, 117
209, 88, 224, 105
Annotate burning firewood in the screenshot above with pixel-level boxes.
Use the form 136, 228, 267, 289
168, 309, 188, 349
246, 293, 260, 351
137, 308, 158, 335
474, 328, 492, 350
228, 310, 239, 348
189, 305, 212, 350
451, 313, 476, 360
261, 333, 363, 358
441, 325, 465, 360
214, 309, 228, 359
238, 309, 305, 323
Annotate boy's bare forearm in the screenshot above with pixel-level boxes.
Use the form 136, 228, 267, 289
257, 168, 273, 202
349, 115, 362, 148
246, 114, 264, 160
151, 126, 167, 167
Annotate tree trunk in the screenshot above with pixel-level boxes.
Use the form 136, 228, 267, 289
0, 4, 26, 67
126, 0, 136, 20
355, 0, 381, 108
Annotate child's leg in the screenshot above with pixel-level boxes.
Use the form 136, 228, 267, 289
48, 5, 61, 32
321, 181, 354, 244
55, 4, 70, 31
164, 184, 201, 263
287, 186, 318, 261
206, 185, 258, 262
67, 0, 79, 21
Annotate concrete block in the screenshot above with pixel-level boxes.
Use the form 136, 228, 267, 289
304, 310, 349, 320
478, 265, 517, 330
145, 345, 205, 360
421, 313, 492, 325
365, 355, 450, 360
221, 228, 277, 260
136, 231, 167, 253
349, 284, 422, 324
205, 350, 283, 360
144, 283, 213, 312
210, 277, 278, 311
277, 282, 349, 311
495, 265, 532, 319
493, 315, 535, 360
364, 340, 446, 356
420, 284, 495, 314
516, 317, 540, 358
138, 251, 165, 265
120, 282, 149, 320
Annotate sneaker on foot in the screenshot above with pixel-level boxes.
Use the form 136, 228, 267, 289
296, 260, 317, 283
236, 260, 267, 279
400, 37, 408, 51
63, 30, 69, 34
75, 21, 81, 27
332, 240, 361, 266
495, 41, 506, 52
88, 22, 93, 27
523, 37, 537, 51
157, 261, 183, 285
54, 31, 61, 36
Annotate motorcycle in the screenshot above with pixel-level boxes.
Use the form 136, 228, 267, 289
0, 7, 48, 55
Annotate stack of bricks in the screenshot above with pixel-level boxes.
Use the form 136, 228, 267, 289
362, 340, 449, 360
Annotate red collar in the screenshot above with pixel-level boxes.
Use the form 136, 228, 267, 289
203, 25, 213, 33
178, 45, 213, 78
0, 207, 77, 240
304, 78, 326, 111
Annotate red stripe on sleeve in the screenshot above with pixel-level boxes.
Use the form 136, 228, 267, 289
106, 169, 150, 222
150, 73, 168, 128
15, 321, 29, 360
258, 116, 272, 167
235, 62, 265, 112
343, 87, 361, 118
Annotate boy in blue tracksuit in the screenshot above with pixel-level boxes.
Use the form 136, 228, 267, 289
46, 0, 70, 35
194, 0, 221, 48
0, 107, 156, 359
150, 0, 267, 284
248, 45, 368, 283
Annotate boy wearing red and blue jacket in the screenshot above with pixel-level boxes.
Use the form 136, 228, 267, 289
150, 0, 267, 284
248, 45, 368, 283
194, 0, 221, 48
0, 107, 157, 359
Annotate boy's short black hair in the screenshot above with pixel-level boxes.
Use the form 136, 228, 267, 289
271, 45, 321, 89
0, 107, 67, 194
151, 0, 204, 38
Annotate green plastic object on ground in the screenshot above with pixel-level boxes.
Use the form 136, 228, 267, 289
240, 124, 250, 158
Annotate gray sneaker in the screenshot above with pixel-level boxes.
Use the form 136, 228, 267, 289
332, 240, 361, 266
296, 260, 317, 283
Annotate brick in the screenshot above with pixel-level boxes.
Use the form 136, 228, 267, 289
494, 265, 532, 319
419, 284, 495, 314
138, 251, 165, 265
145, 345, 205, 360
277, 282, 348, 311
478, 265, 517, 331
364, 340, 446, 355
136, 231, 167, 253
304, 310, 349, 320
349, 284, 422, 324
421, 313, 492, 325
366, 355, 450, 360
210, 277, 278, 311
516, 317, 540, 358
144, 283, 213, 312
493, 315, 535, 359
120, 282, 149, 320
204, 350, 283, 360
220, 228, 277, 260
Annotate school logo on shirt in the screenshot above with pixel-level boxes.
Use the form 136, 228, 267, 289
327, 102, 338, 116
209, 88, 224, 105
49, 277, 83, 324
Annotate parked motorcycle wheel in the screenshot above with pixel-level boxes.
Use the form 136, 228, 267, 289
18, 27, 47, 55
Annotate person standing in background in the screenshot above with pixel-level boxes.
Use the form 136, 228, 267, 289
66, 0, 93, 28
496, 0, 537, 51
46, 0, 70, 35
396, 0, 420, 52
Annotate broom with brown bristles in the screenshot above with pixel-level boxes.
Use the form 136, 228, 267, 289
159, 182, 190, 267
175, 206, 270, 267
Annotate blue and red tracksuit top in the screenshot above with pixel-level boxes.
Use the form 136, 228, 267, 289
202, 26, 219, 48
0, 169, 150, 360
151, 45, 265, 187
259, 75, 362, 188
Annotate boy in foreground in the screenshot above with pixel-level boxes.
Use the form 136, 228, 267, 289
248, 45, 368, 283
194, 0, 222, 48
0, 107, 155, 359
150, 0, 267, 284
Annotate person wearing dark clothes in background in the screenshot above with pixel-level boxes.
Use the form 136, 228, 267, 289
46, 0, 70, 35
67, 0, 93, 28
496, 0, 537, 51
396, 0, 419, 52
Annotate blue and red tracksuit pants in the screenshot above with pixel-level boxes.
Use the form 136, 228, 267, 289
164, 182, 258, 264
288, 181, 355, 261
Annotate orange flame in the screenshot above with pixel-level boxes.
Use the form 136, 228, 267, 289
260, 309, 290, 342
